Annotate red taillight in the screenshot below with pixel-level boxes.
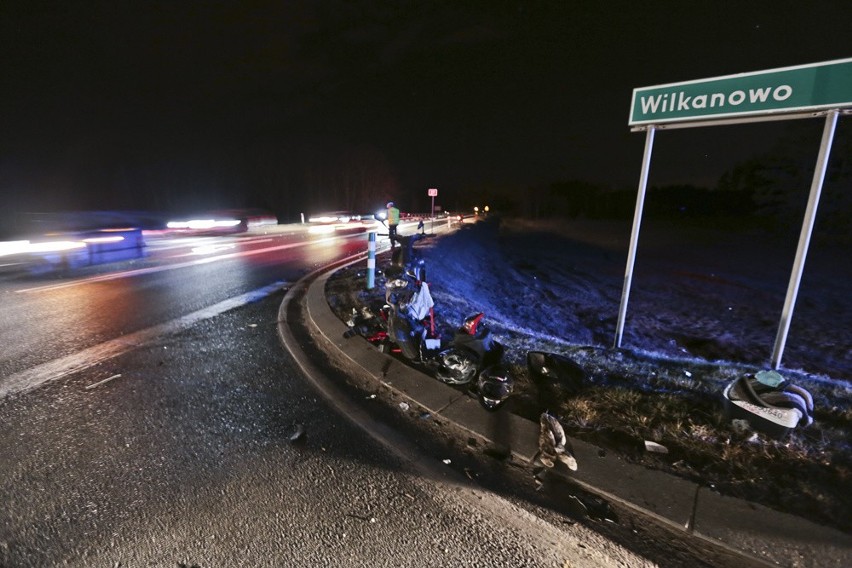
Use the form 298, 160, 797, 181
461, 313, 485, 335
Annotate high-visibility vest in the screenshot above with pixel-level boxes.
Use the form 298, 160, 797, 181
388, 206, 400, 225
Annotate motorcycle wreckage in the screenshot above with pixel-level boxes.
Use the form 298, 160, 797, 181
344, 240, 513, 409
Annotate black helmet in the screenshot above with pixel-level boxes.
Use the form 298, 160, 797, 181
476, 365, 514, 410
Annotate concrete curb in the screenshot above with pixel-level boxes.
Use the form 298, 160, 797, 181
290, 256, 851, 568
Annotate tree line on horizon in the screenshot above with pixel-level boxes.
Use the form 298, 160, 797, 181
511, 129, 851, 238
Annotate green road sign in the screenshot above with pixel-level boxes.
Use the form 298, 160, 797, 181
629, 58, 852, 126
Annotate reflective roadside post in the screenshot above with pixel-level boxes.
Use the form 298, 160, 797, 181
367, 231, 376, 289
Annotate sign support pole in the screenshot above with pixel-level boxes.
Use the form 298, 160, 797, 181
771, 109, 838, 369
427, 188, 438, 234
614, 126, 656, 349
621, 59, 851, 372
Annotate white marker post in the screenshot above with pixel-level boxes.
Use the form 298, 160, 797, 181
367, 231, 376, 289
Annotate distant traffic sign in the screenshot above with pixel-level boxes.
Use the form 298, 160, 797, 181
428, 188, 438, 197
629, 58, 852, 127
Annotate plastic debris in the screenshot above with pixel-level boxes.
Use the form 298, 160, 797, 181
731, 419, 752, 434
755, 370, 784, 388
527, 351, 586, 396
442, 459, 451, 465
85, 373, 123, 390
684, 370, 692, 378
532, 413, 578, 471
644, 440, 669, 454
289, 424, 306, 444
399, 402, 410, 411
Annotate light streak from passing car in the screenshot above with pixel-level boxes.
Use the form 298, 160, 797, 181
0, 239, 87, 257
166, 218, 242, 230
82, 236, 125, 244
190, 243, 236, 255
307, 224, 337, 235
15, 233, 355, 294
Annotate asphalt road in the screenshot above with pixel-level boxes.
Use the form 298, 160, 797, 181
0, 222, 737, 567
0, 290, 662, 567
0, 225, 367, 383
0, 223, 659, 567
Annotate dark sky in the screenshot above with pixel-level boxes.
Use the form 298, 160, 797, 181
1, 0, 850, 220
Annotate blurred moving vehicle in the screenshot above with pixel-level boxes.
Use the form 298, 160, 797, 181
164, 209, 278, 235
306, 211, 380, 234
307, 211, 359, 224
0, 227, 145, 274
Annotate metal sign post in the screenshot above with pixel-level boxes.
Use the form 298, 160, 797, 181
618, 58, 851, 370
614, 126, 655, 349
771, 109, 838, 369
428, 188, 438, 233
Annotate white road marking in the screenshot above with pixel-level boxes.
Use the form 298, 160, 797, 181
3, 227, 381, 397
0, 281, 287, 399
84, 373, 123, 390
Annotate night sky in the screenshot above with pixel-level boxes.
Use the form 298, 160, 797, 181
1, 1, 850, 223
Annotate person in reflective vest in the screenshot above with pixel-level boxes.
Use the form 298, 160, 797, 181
386, 201, 400, 247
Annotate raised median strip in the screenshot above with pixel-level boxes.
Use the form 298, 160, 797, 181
298, 259, 852, 568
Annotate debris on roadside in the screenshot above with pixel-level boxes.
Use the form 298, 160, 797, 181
566, 495, 589, 519
723, 370, 815, 438
289, 424, 306, 444
644, 440, 669, 454
346, 512, 376, 523
532, 412, 578, 471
